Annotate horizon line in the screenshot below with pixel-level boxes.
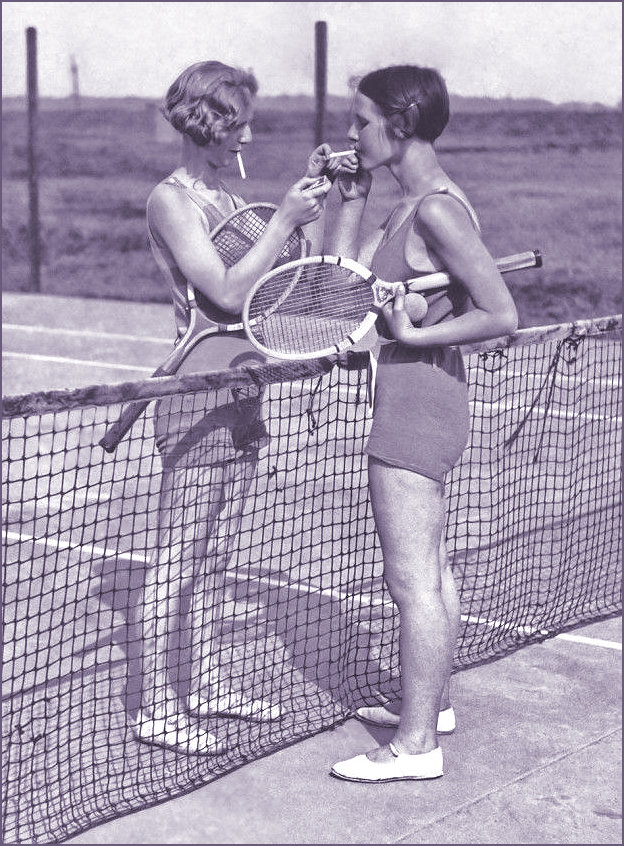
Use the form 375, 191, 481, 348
1, 93, 620, 110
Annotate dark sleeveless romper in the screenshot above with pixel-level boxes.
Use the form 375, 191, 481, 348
365, 188, 480, 482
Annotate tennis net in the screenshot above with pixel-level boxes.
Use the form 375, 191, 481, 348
2, 314, 621, 844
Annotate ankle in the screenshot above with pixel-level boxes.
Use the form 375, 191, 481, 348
141, 699, 183, 720
391, 733, 438, 756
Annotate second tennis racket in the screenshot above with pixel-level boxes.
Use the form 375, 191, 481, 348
243, 250, 542, 360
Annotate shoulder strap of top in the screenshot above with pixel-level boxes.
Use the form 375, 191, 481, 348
162, 176, 244, 227
379, 211, 394, 232
413, 186, 481, 233
219, 181, 245, 210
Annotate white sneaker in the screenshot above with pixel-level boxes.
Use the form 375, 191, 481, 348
331, 742, 443, 782
355, 705, 456, 734
133, 710, 220, 755
188, 691, 281, 722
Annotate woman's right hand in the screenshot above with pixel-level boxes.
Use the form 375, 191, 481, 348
277, 176, 331, 229
336, 167, 372, 203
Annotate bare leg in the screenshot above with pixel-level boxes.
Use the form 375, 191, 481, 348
188, 451, 257, 701
365, 457, 459, 762
439, 535, 460, 711
382, 536, 457, 715
140, 459, 230, 720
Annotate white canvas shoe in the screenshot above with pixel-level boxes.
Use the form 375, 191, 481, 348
355, 705, 456, 734
133, 710, 220, 755
331, 742, 443, 782
188, 692, 281, 722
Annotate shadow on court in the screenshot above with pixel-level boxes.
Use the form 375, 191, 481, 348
63, 616, 621, 845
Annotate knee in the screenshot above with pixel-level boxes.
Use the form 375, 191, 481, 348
385, 566, 444, 611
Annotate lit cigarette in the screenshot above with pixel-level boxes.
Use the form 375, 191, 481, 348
328, 150, 355, 159
237, 151, 247, 179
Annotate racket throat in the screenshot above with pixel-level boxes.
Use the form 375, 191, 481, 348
371, 278, 403, 307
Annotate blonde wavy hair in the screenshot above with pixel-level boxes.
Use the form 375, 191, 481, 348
162, 61, 258, 146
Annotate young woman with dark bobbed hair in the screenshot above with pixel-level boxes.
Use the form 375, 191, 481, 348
327, 65, 518, 783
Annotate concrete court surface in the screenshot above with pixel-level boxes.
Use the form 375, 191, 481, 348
2, 293, 176, 396
64, 617, 621, 846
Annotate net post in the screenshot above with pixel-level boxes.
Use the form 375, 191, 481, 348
26, 26, 41, 293
314, 20, 327, 147
70, 54, 80, 109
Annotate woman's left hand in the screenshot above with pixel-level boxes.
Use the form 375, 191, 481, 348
306, 144, 334, 178
306, 144, 359, 181
381, 289, 422, 345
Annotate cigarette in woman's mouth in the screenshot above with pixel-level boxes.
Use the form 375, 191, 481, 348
236, 151, 247, 179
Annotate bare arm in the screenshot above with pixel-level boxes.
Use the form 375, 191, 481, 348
148, 177, 330, 314
330, 197, 369, 258
382, 196, 518, 347
300, 145, 335, 254
322, 158, 372, 258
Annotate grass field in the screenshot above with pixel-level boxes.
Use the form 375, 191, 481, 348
2, 100, 622, 328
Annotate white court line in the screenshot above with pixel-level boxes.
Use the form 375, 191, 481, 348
3, 350, 361, 388
555, 633, 622, 650
1, 529, 373, 608
3, 529, 147, 563
471, 398, 622, 425
462, 613, 622, 649
3, 351, 154, 373
487, 365, 620, 391
4, 528, 621, 649
2, 323, 171, 345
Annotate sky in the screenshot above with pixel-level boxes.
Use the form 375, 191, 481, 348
2, 1, 622, 106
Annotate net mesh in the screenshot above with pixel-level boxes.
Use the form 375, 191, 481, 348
2, 315, 621, 844
212, 204, 305, 269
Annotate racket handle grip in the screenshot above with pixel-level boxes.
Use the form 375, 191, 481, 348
99, 360, 173, 453
98, 398, 152, 453
406, 249, 542, 292
495, 249, 542, 273
98, 327, 202, 452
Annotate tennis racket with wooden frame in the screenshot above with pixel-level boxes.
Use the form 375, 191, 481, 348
242, 250, 542, 360
99, 202, 307, 452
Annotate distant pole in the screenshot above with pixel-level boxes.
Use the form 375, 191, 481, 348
26, 26, 41, 292
70, 54, 80, 108
314, 20, 327, 146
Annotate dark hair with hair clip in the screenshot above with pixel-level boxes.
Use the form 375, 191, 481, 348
358, 65, 449, 142
162, 61, 258, 146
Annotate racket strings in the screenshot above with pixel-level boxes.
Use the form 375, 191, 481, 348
247, 264, 375, 355
212, 206, 303, 268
